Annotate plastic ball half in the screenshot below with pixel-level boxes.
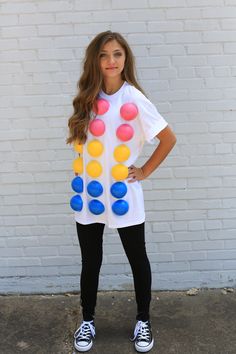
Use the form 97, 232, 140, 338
87, 180, 103, 197
73, 156, 83, 174
112, 200, 129, 215
111, 164, 128, 181
87, 140, 104, 157
116, 124, 134, 142
89, 199, 105, 215
73, 142, 83, 154
71, 176, 83, 193
120, 103, 138, 121
113, 144, 130, 162
110, 182, 127, 198
70, 195, 83, 211
89, 119, 105, 137
86, 160, 102, 178
93, 98, 110, 115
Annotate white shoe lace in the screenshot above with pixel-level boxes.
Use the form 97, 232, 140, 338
131, 320, 151, 342
74, 320, 96, 340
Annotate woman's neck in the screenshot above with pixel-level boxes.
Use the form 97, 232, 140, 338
102, 78, 124, 95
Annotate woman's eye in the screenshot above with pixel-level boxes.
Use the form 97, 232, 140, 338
115, 52, 122, 56
100, 53, 106, 57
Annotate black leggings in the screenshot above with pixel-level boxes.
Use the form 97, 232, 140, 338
76, 221, 152, 322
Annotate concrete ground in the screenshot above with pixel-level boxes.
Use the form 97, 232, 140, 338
0, 289, 236, 354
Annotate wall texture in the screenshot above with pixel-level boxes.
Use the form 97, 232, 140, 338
1, 0, 236, 294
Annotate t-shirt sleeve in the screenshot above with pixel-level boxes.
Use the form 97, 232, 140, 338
136, 90, 168, 144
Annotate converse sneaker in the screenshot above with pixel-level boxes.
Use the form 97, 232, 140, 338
74, 320, 95, 352
130, 320, 154, 353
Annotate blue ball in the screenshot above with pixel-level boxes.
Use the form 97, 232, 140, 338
70, 195, 83, 211
89, 199, 105, 215
87, 180, 103, 197
71, 176, 83, 193
110, 182, 127, 198
112, 200, 129, 215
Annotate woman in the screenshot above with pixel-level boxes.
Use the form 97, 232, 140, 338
67, 30, 176, 353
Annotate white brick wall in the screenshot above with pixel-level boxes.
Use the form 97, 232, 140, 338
1, 0, 236, 293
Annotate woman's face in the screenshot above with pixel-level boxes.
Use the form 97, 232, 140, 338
99, 39, 126, 80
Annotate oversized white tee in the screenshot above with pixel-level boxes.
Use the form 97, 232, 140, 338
72, 81, 168, 228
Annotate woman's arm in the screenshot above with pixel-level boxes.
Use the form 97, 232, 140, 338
128, 125, 177, 183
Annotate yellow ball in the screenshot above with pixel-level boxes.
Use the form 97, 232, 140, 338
86, 160, 102, 178
111, 164, 128, 181
74, 142, 83, 154
73, 157, 83, 174
114, 144, 130, 162
87, 140, 104, 157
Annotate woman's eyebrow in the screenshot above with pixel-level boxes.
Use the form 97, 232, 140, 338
100, 49, 123, 53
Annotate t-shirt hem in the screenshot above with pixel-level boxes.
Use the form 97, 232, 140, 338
74, 215, 146, 229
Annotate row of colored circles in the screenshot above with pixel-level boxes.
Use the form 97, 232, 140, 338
72, 158, 129, 181
75, 140, 104, 157
70, 195, 129, 216
93, 98, 139, 121
89, 119, 135, 142
72, 177, 127, 198
70, 195, 105, 215
74, 142, 130, 164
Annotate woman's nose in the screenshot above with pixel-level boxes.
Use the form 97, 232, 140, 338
108, 55, 115, 64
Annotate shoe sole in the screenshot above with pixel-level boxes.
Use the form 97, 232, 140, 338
74, 339, 93, 352
135, 338, 154, 353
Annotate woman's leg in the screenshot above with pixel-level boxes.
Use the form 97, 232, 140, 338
76, 222, 105, 321
117, 222, 152, 322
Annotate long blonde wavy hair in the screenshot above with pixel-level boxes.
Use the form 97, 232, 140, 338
66, 30, 145, 145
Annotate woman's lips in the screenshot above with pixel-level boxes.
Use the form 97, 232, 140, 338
106, 67, 117, 70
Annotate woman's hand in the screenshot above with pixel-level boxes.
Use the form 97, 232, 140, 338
127, 165, 145, 183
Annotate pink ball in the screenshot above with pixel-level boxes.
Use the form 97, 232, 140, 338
93, 98, 110, 115
89, 119, 105, 136
120, 103, 138, 121
116, 124, 134, 141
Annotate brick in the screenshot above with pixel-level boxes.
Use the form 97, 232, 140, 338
2, 26, 37, 38
208, 229, 236, 239
174, 251, 206, 261
8, 258, 41, 267
175, 231, 207, 241
24, 247, 58, 257
165, 32, 201, 44
111, 0, 148, 9
188, 221, 205, 231
170, 221, 188, 231
158, 261, 190, 272
148, 253, 173, 263
1, 2, 37, 13
149, 0, 186, 7
202, 7, 236, 18
159, 242, 192, 252
221, 18, 236, 29
223, 260, 236, 269
190, 260, 223, 270
26, 266, 59, 276
205, 220, 222, 230
187, 43, 221, 54
19, 13, 54, 25
41, 256, 78, 266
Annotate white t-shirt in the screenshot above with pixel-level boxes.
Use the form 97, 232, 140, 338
72, 81, 168, 228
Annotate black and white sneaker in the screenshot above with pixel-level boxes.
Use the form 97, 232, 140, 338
130, 320, 154, 353
74, 320, 95, 352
